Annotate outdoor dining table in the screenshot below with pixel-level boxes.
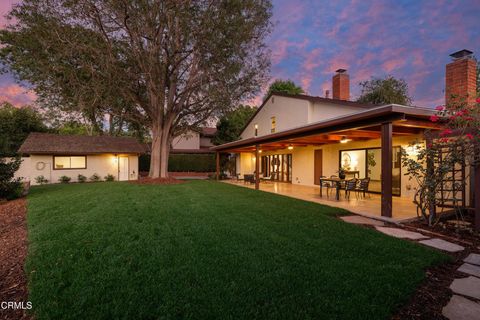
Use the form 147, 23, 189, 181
319, 177, 345, 201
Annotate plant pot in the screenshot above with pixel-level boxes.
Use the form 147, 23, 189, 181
339, 173, 346, 179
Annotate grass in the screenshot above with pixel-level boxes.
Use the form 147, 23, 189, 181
26, 181, 447, 320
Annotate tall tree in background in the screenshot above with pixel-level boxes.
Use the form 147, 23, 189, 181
0, 0, 272, 178
0, 102, 47, 156
213, 105, 257, 145
357, 76, 412, 105
264, 79, 304, 100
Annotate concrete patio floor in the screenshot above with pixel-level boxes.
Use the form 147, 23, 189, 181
223, 180, 418, 222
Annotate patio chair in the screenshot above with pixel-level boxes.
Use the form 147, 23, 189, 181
320, 176, 333, 197
355, 177, 371, 198
261, 174, 273, 183
344, 178, 357, 199
244, 174, 255, 184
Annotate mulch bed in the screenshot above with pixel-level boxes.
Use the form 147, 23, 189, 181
391, 213, 479, 320
0, 198, 31, 320
130, 176, 185, 185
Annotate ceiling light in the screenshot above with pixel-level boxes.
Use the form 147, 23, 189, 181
287, 145, 293, 150
340, 136, 350, 143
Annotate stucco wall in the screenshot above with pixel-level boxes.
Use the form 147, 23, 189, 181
241, 95, 310, 139
172, 132, 200, 150
18, 154, 139, 185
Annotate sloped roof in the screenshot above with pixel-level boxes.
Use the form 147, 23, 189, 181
18, 133, 145, 155
240, 92, 378, 137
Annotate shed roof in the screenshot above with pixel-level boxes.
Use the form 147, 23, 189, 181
18, 133, 145, 155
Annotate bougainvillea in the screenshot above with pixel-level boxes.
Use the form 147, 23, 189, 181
402, 96, 480, 226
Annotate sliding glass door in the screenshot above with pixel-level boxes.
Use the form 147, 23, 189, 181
340, 147, 401, 196
261, 154, 292, 182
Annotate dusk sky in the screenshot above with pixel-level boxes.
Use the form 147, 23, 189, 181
1, 0, 479, 108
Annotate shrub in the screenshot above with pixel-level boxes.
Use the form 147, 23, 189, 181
0, 157, 23, 200
104, 174, 115, 182
77, 174, 87, 183
58, 176, 71, 183
139, 154, 216, 173
35, 175, 49, 185
89, 173, 101, 182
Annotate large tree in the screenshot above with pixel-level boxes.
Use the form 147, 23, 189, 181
357, 76, 412, 105
264, 79, 304, 100
0, 102, 47, 157
0, 0, 272, 178
212, 105, 256, 145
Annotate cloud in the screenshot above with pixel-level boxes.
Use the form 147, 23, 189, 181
0, 84, 37, 107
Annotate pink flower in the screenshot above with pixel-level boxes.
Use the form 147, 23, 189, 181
430, 115, 439, 122
466, 133, 474, 140
440, 129, 453, 137
476, 97, 480, 104
435, 105, 445, 111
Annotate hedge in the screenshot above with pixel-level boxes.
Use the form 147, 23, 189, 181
139, 154, 216, 172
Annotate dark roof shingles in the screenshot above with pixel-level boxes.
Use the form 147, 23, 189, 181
18, 133, 145, 155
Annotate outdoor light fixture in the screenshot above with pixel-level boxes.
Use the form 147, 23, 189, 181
288, 145, 293, 150
259, 150, 263, 153
340, 136, 350, 143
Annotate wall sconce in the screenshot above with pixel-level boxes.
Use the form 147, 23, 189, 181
113, 154, 118, 163
405, 145, 419, 156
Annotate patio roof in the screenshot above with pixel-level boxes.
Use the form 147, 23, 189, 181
211, 104, 439, 152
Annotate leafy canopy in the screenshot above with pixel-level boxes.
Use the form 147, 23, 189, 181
213, 105, 257, 145
264, 79, 304, 100
357, 76, 412, 105
0, 102, 47, 157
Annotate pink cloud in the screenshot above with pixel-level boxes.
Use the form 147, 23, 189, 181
0, 0, 18, 28
382, 58, 406, 72
0, 84, 37, 107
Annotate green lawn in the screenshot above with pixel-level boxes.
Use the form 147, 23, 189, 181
26, 181, 447, 319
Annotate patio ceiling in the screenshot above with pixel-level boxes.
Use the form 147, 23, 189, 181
212, 104, 440, 153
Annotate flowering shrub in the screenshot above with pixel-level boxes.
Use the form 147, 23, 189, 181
402, 96, 480, 226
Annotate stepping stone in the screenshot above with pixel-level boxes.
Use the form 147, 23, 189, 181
464, 253, 480, 266
450, 276, 480, 300
458, 263, 480, 278
375, 227, 429, 240
442, 295, 480, 320
419, 238, 464, 252
340, 215, 384, 226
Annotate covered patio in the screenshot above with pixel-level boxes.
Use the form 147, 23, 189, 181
223, 180, 418, 222
212, 105, 439, 220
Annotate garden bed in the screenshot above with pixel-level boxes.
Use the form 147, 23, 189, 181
0, 198, 30, 320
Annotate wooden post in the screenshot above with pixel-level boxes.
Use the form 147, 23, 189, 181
255, 145, 260, 190
381, 122, 393, 217
425, 133, 436, 220
216, 152, 220, 181
475, 164, 480, 231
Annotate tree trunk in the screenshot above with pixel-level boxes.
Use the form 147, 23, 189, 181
149, 120, 172, 178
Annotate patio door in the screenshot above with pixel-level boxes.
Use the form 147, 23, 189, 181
118, 156, 129, 181
314, 149, 323, 185
261, 154, 292, 182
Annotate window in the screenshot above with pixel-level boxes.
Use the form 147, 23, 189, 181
254, 124, 258, 137
271, 116, 276, 133
53, 156, 86, 169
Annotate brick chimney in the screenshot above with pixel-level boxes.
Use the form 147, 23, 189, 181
332, 69, 349, 100
445, 49, 477, 106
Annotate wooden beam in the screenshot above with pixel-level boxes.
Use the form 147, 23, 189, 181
397, 119, 442, 130
381, 122, 393, 217
255, 145, 260, 190
475, 164, 480, 231
216, 151, 220, 181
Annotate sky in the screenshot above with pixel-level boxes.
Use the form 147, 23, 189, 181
0, 0, 479, 108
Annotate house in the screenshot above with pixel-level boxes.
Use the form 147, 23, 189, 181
212, 50, 478, 220
17, 133, 144, 185
171, 127, 217, 154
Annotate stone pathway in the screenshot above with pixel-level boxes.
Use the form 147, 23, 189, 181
442, 253, 480, 320
419, 238, 465, 253
340, 214, 480, 320
339, 215, 384, 226
375, 226, 429, 240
